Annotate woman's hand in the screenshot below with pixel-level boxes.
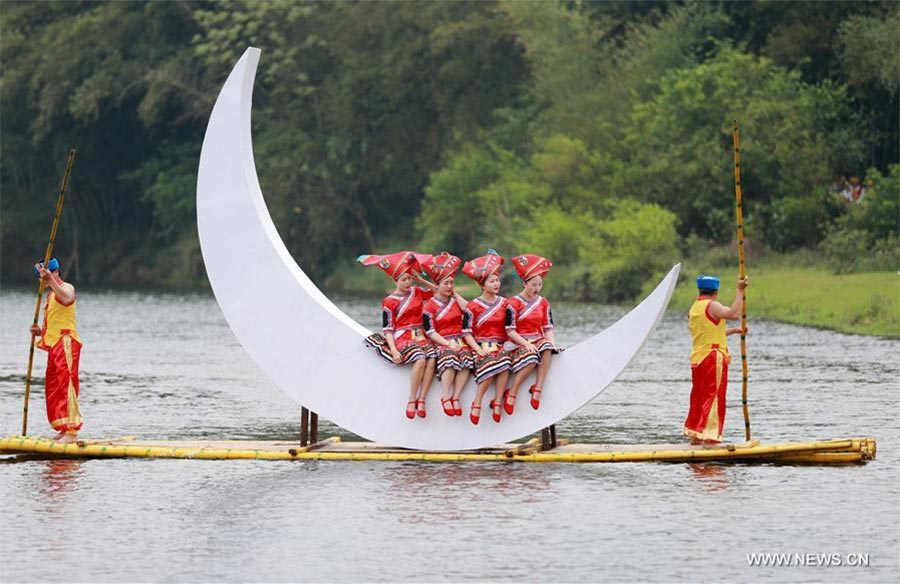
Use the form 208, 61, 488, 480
523, 341, 538, 354
475, 347, 487, 357
391, 349, 403, 364
29, 324, 40, 336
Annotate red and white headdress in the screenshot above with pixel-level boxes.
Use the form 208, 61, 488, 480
462, 250, 505, 287
414, 252, 461, 283
357, 251, 420, 280
510, 254, 552, 282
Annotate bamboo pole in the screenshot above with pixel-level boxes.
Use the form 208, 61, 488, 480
22, 149, 76, 436
731, 121, 750, 441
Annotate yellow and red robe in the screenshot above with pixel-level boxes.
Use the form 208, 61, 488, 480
37, 291, 83, 434
683, 297, 729, 443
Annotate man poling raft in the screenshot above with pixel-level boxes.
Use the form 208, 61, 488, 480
29, 258, 84, 443
683, 274, 749, 445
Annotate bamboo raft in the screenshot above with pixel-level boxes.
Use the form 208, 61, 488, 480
0, 435, 876, 465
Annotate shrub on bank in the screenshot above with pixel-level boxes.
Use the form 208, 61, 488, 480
821, 165, 900, 274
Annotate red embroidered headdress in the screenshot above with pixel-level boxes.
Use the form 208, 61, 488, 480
414, 252, 461, 283
462, 250, 504, 287
511, 254, 552, 282
357, 251, 420, 280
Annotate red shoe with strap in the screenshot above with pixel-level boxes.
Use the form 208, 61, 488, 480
441, 397, 455, 417
490, 400, 502, 423
452, 398, 462, 416
469, 402, 482, 425
503, 388, 516, 415
416, 399, 426, 418
406, 400, 417, 419
529, 385, 542, 410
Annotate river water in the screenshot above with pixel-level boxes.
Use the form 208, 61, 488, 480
1, 288, 897, 582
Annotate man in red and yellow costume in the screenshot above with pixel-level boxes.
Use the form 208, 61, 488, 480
30, 258, 84, 442
683, 274, 748, 444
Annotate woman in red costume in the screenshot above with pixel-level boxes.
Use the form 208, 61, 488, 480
358, 251, 438, 419
461, 250, 534, 425
416, 252, 473, 418
503, 254, 561, 414
29, 258, 84, 443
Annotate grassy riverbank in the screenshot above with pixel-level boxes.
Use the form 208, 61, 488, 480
669, 268, 899, 338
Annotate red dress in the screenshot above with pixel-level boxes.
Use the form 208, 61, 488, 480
505, 294, 559, 372
423, 296, 474, 378
462, 297, 512, 383
683, 298, 730, 442
38, 291, 83, 433
364, 287, 434, 364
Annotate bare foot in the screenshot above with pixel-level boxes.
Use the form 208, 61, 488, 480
55, 433, 78, 444
51, 430, 67, 441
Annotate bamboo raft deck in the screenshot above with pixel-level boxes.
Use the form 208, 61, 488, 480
0, 435, 876, 465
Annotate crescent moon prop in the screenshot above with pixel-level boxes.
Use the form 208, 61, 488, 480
197, 47, 681, 450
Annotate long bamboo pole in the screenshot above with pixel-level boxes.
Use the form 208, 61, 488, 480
731, 121, 750, 441
22, 148, 77, 436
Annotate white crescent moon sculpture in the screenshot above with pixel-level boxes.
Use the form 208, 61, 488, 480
197, 47, 681, 450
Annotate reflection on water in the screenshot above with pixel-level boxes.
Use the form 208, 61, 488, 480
687, 463, 732, 492
38, 459, 84, 503
0, 289, 898, 583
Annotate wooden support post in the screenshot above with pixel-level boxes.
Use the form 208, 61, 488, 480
310, 411, 318, 444
300, 407, 309, 446
540, 424, 558, 451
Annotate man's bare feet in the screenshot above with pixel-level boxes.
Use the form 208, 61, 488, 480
55, 433, 78, 444
51, 430, 67, 441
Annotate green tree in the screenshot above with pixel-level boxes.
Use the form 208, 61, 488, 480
622, 47, 863, 246
1, 0, 211, 284
576, 200, 680, 301
192, 0, 529, 277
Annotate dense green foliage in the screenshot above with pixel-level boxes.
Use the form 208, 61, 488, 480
1, 0, 897, 298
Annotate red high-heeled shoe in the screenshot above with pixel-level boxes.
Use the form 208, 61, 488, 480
490, 400, 502, 423
405, 400, 417, 419
529, 385, 542, 410
503, 388, 516, 415
469, 402, 482, 425
416, 398, 426, 418
452, 398, 462, 416
441, 397, 455, 417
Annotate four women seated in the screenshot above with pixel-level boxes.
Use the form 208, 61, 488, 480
359, 249, 561, 425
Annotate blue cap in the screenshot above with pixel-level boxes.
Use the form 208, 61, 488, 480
696, 275, 719, 291
33, 258, 60, 278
